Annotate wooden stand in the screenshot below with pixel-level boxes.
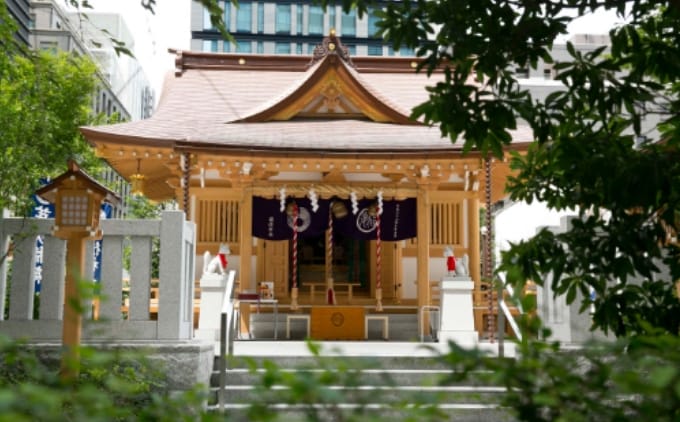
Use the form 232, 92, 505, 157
310, 306, 364, 340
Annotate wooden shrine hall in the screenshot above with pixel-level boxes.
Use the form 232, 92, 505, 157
81, 33, 531, 340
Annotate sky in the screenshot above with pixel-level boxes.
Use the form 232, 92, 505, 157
77, 1, 624, 103
82, 0, 192, 99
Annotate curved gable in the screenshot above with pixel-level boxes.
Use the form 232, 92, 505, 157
235, 34, 418, 125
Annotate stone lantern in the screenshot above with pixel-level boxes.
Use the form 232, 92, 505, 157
35, 160, 119, 379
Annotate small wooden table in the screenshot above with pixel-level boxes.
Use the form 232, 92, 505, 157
307, 283, 361, 301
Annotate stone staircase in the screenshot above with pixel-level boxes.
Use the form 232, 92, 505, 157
204, 312, 518, 420
206, 349, 516, 420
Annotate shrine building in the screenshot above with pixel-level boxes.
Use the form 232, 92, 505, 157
81, 33, 531, 339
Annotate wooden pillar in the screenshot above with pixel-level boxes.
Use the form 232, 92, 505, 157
239, 186, 253, 334
416, 185, 431, 311
61, 233, 88, 380
468, 195, 481, 286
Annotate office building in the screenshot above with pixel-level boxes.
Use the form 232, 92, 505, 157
190, 0, 414, 56
5, 0, 31, 46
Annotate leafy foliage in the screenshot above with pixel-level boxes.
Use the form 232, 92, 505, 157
0, 6, 102, 217
0, 335, 207, 421
437, 333, 680, 422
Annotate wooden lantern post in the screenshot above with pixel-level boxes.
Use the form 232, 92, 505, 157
35, 160, 119, 381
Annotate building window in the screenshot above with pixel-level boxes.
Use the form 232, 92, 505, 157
308, 43, 316, 54
308, 5, 323, 35
543, 66, 554, 79
39, 41, 58, 53
297, 4, 303, 34
257, 41, 264, 54
341, 10, 356, 37
236, 1, 252, 32
237, 40, 252, 53
296, 43, 303, 54
275, 42, 291, 54
275, 4, 291, 34
203, 7, 214, 29
224, 2, 231, 30
399, 47, 414, 56
368, 8, 380, 37
515, 67, 529, 78
367, 44, 382, 56
347, 45, 356, 55
203, 40, 218, 52
257, 2, 264, 33
223, 42, 231, 53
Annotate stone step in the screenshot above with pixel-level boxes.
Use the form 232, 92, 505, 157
210, 367, 497, 387
217, 355, 458, 370
206, 354, 515, 420
208, 383, 506, 405
207, 403, 516, 421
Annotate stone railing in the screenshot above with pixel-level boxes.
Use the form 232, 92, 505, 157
0, 211, 196, 342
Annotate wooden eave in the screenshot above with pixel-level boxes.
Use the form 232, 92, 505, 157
171, 48, 440, 75
87, 141, 179, 202
36, 160, 121, 205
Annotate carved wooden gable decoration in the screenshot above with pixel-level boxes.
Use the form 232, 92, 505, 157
235, 33, 418, 125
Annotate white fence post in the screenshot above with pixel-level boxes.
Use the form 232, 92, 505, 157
40, 235, 66, 320
99, 234, 125, 320
158, 211, 196, 340
9, 233, 38, 320
129, 236, 152, 321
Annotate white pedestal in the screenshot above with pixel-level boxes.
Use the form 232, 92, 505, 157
194, 273, 229, 341
438, 276, 478, 346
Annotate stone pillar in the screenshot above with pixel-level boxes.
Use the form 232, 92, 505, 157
438, 275, 478, 346
158, 211, 195, 340
194, 272, 229, 341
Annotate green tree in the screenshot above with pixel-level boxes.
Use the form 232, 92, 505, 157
349, 0, 679, 338
0, 6, 102, 217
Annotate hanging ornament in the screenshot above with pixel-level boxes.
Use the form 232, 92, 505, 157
350, 191, 358, 215
279, 187, 286, 212
308, 188, 319, 212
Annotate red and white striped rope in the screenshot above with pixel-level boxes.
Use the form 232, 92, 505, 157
328, 205, 333, 275
182, 153, 190, 218
485, 158, 494, 342
292, 203, 298, 289
376, 207, 381, 290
